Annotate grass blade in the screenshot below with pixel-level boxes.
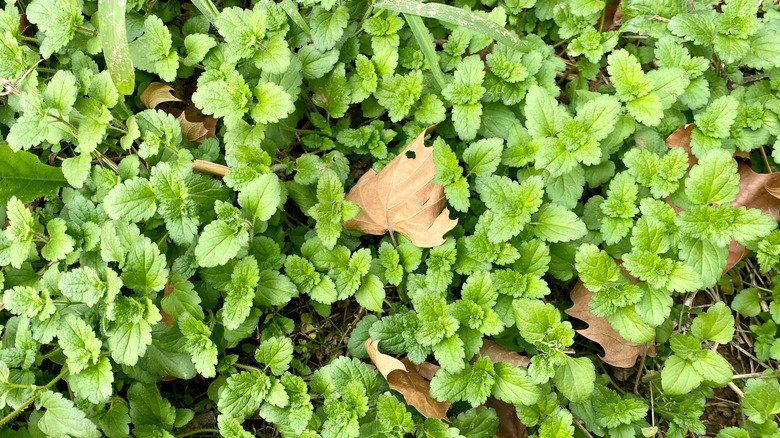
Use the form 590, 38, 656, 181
97, 0, 134, 95
404, 13, 447, 90
280, 0, 311, 35
191, 0, 220, 24
376, 0, 529, 52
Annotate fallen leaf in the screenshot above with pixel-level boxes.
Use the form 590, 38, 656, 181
344, 128, 458, 247
597, 0, 623, 32
139, 82, 217, 143
485, 397, 528, 438
665, 123, 697, 169
140, 82, 181, 109
565, 282, 655, 368
365, 338, 452, 421
479, 340, 530, 368
172, 104, 217, 142
159, 283, 175, 325
412, 361, 440, 381
665, 124, 780, 271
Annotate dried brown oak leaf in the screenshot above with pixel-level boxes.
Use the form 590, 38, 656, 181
365, 338, 451, 421
565, 282, 655, 368
344, 128, 458, 248
479, 340, 530, 368
140, 82, 217, 143
666, 123, 780, 271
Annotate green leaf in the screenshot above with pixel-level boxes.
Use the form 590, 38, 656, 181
731, 288, 762, 317
238, 174, 281, 221
195, 219, 249, 268
355, 274, 385, 312
128, 382, 176, 429
215, 6, 266, 61
218, 371, 271, 418
26, 0, 84, 58
255, 336, 294, 375
58, 266, 106, 307
691, 302, 734, 343
44, 70, 77, 115
0, 145, 70, 206
310, 6, 349, 51
103, 176, 157, 222
179, 313, 218, 378
742, 378, 780, 424
430, 356, 496, 407
463, 138, 503, 177
685, 150, 739, 204
58, 314, 101, 374
533, 204, 587, 243
182, 34, 217, 67
108, 296, 157, 366
552, 356, 595, 402
525, 85, 560, 138
122, 238, 168, 293
251, 82, 295, 124
492, 362, 542, 406
661, 355, 702, 395
36, 391, 99, 438
69, 356, 114, 404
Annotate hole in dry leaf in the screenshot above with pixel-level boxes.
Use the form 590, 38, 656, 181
406, 151, 416, 159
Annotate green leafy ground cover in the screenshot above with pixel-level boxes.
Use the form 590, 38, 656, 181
2, 0, 780, 437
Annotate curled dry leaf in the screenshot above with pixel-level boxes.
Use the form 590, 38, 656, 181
364, 338, 452, 421
160, 283, 176, 325
665, 123, 697, 169
566, 282, 655, 368
486, 397, 528, 438
597, 0, 624, 32
140, 82, 181, 108
665, 123, 780, 271
139, 82, 217, 143
344, 128, 458, 248
172, 104, 217, 143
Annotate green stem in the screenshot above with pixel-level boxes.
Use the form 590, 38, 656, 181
39, 347, 63, 361
233, 363, 263, 373
0, 367, 68, 428
277, 124, 334, 139
75, 25, 96, 35
47, 113, 78, 136
176, 429, 221, 438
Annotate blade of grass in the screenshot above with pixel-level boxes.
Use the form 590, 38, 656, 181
404, 13, 447, 90
192, 0, 219, 25
376, 0, 529, 52
280, 0, 311, 35
97, 0, 134, 95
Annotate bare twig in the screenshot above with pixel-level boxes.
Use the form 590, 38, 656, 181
192, 159, 230, 177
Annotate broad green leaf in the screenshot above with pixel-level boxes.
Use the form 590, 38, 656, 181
0, 145, 70, 206
36, 391, 100, 438
691, 302, 734, 343
255, 336, 294, 375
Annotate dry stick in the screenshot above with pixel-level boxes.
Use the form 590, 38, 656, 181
572, 417, 595, 438
733, 372, 780, 379
192, 159, 230, 177
727, 381, 745, 398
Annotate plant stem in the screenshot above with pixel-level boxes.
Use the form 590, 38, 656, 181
0, 367, 68, 428
176, 429, 221, 437
234, 363, 263, 373
277, 124, 334, 139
